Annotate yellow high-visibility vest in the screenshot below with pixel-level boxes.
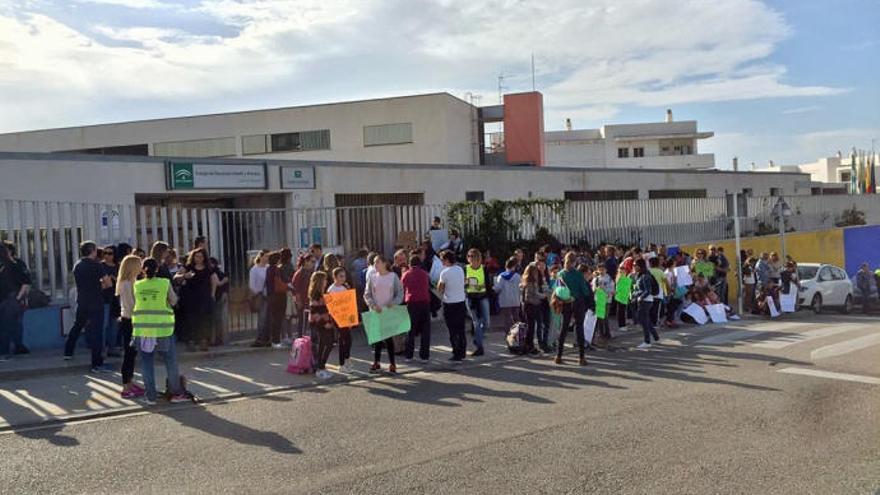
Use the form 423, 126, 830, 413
465, 265, 486, 294
132, 277, 175, 338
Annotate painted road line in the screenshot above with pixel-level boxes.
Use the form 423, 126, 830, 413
752, 324, 865, 349
811, 333, 880, 360
778, 367, 880, 385
696, 322, 811, 345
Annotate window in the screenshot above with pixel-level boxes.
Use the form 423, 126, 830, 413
811, 187, 822, 196
364, 123, 413, 146
832, 267, 848, 281
270, 130, 331, 152
153, 137, 236, 157
465, 191, 485, 202
648, 189, 707, 199
242, 134, 269, 155
818, 267, 833, 282
617, 147, 629, 158
742, 188, 753, 197
633, 147, 645, 158
58, 144, 149, 156
335, 193, 424, 206
564, 190, 639, 201
770, 187, 781, 197
840, 172, 852, 182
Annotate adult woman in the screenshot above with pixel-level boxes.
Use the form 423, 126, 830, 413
175, 248, 217, 351
116, 255, 144, 399
520, 264, 547, 355
101, 245, 121, 357
364, 254, 403, 373
556, 253, 593, 366
291, 253, 314, 338
633, 259, 661, 349
533, 255, 552, 351
208, 257, 229, 346
742, 256, 757, 313
262, 250, 286, 348
133, 258, 186, 405
768, 252, 783, 285
249, 250, 269, 347
278, 248, 296, 344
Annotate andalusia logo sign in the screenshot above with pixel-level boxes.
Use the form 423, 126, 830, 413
170, 162, 195, 189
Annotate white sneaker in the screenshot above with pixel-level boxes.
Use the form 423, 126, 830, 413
729, 314, 741, 320
271, 343, 284, 349
618, 326, 628, 332
338, 364, 353, 374
316, 370, 333, 380
636, 342, 652, 350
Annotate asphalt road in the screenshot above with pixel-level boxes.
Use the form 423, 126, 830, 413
1, 315, 879, 494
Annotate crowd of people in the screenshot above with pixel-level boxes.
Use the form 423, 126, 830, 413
2, 222, 880, 403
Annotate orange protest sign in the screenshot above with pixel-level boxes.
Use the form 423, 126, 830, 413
324, 289, 359, 328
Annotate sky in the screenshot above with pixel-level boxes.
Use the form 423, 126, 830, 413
0, 0, 878, 169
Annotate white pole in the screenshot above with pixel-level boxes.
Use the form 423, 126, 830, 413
733, 192, 743, 315
778, 210, 786, 261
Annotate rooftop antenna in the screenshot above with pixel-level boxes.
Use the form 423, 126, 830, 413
530, 53, 536, 91
497, 73, 510, 103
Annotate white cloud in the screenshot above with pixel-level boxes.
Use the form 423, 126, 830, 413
74, 0, 175, 9
0, 0, 846, 133
782, 105, 822, 115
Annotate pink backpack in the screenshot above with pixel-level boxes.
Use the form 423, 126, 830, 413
286, 336, 313, 374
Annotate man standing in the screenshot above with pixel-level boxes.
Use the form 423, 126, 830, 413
856, 263, 873, 314
64, 241, 114, 372
464, 249, 493, 357
401, 256, 432, 362
708, 245, 730, 306
308, 244, 323, 272
3, 241, 31, 355
0, 243, 30, 360
438, 250, 467, 362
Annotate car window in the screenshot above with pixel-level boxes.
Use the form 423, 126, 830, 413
818, 267, 833, 282
797, 266, 818, 280
831, 267, 848, 281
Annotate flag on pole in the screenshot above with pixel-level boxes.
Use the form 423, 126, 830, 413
870, 153, 877, 194
850, 149, 857, 194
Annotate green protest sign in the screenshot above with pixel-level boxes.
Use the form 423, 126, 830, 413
361, 306, 411, 345
614, 276, 633, 304
595, 289, 608, 319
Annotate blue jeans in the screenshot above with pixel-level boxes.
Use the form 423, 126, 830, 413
139, 336, 182, 401
104, 307, 120, 350
467, 297, 490, 350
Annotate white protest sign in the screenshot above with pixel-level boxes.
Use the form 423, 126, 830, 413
674, 265, 693, 287
583, 310, 597, 344
683, 303, 708, 325
780, 291, 797, 313
706, 304, 728, 323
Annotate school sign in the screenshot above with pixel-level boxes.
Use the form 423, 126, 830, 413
166, 162, 268, 190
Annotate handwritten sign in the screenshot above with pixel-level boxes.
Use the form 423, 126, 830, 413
324, 289, 359, 328
361, 306, 411, 345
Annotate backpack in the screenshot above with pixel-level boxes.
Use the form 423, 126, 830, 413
648, 274, 660, 297
287, 336, 314, 374
506, 322, 528, 354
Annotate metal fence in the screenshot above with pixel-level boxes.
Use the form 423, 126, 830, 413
4, 194, 880, 337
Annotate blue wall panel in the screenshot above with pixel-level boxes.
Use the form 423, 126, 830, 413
843, 225, 880, 276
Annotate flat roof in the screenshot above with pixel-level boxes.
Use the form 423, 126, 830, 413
1, 92, 472, 135
0, 151, 812, 178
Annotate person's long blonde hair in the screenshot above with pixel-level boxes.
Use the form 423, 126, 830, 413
116, 255, 142, 296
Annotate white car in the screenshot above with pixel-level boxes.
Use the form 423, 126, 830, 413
796, 263, 854, 314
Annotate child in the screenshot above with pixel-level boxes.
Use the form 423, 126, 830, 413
308, 271, 335, 380
495, 257, 522, 330
520, 264, 547, 355
592, 265, 613, 339
327, 267, 355, 374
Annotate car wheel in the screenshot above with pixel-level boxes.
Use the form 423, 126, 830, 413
811, 293, 822, 315
841, 295, 853, 314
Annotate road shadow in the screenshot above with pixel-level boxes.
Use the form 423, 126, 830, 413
158, 404, 301, 454
0, 390, 80, 447
349, 372, 557, 407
